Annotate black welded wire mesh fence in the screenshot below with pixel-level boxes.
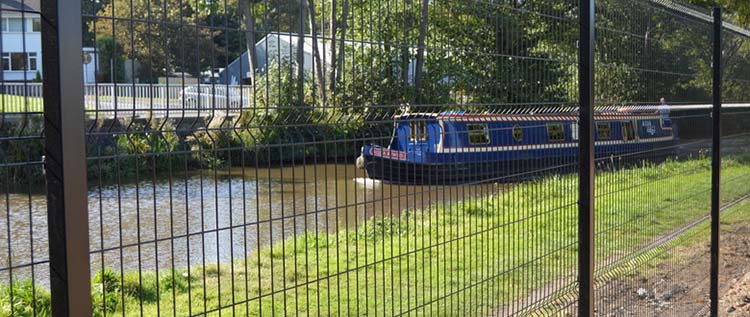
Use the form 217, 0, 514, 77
1, 0, 749, 316
591, 1, 716, 316
81, 0, 583, 315
0, 0, 51, 315
715, 19, 750, 315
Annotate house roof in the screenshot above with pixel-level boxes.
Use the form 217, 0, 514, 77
1, 0, 40, 13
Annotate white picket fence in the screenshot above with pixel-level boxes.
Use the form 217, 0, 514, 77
0, 83, 45, 113
1, 82, 253, 116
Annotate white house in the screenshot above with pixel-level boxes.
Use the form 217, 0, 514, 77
218, 32, 334, 85
217, 32, 417, 85
1, 0, 97, 83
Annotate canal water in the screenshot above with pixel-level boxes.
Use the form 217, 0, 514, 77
1, 164, 497, 286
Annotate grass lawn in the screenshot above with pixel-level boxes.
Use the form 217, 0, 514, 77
0, 94, 43, 113
0, 94, 179, 114
2, 157, 750, 316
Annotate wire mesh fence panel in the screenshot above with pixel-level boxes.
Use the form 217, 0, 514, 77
717, 19, 750, 316
590, 0, 724, 316
81, 0, 588, 315
0, 0, 51, 316
2, 0, 750, 316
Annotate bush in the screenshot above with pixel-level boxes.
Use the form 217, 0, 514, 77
0, 115, 45, 190
0, 281, 51, 317
91, 270, 123, 316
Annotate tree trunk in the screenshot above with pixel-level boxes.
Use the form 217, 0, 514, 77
332, 0, 348, 94
241, 0, 257, 87
402, 0, 413, 92
329, 0, 337, 92
297, 0, 306, 105
413, 0, 429, 103
307, 0, 327, 104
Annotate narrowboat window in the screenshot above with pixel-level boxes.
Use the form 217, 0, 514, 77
512, 125, 523, 142
547, 123, 565, 142
622, 121, 636, 141
467, 124, 490, 145
409, 121, 427, 141
596, 122, 612, 140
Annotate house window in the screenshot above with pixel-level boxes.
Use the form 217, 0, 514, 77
28, 52, 37, 71
32, 18, 41, 32
467, 124, 490, 145
547, 123, 565, 142
3, 52, 35, 71
596, 122, 612, 140
2, 53, 8, 71
409, 121, 427, 141
10, 52, 26, 70
6, 18, 24, 32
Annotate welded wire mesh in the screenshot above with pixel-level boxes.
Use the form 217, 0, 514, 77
79, 0, 586, 315
0, 0, 51, 316
716, 19, 750, 316
589, 1, 750, 316
1, 0, 750, 316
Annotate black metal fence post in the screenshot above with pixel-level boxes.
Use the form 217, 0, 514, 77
710, 7, 722, 317
578, 0, 595, 315
41, 0, 92, 314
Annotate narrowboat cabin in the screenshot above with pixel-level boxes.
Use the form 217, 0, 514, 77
357, 110, 677, 184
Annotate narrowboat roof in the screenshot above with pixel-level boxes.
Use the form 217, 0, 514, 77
395, 110, 665, 122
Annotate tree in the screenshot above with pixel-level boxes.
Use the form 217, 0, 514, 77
241, 0, 257, 87
413, 0, 429, 103
91, 0, 216, 79
328, 0, 349, 94
306, 0, 327, 104
296, 0, 307, 105
687, 0, 750, 27
95, 36, 126, 83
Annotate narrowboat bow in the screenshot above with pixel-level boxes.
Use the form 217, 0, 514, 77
357, 110, 677, 185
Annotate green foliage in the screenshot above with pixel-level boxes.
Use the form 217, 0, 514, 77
91, 270, 122, 316
357, 213, 416, 240
185, 116, 236, 168
87, 118, 182, 181
95, 36, 126, 83
0, 281, 51, 317
0, 115, 45, 189
121, 273, 159, 303
158, 269, 190, 293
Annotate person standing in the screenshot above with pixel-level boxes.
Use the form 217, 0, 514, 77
658, 97, 673, 129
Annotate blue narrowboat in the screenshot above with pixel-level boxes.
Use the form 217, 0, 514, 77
357, 109, 677, 184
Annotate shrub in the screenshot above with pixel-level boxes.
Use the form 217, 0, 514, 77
91, 270, 123, 316
0, 281, 51, 317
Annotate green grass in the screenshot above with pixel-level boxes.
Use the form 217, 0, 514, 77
2, 157, 750, 316
0, 94, 177, 113
0, 94, 43, 113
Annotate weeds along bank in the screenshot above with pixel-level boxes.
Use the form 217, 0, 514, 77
2, 157, 749, 316
0, 113, 370, 190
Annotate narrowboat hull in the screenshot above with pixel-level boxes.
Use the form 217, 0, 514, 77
360, 140, 679, 185
362, 154, 576, 185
